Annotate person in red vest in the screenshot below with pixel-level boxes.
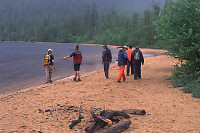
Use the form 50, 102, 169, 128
64, 45, 82, 82
126, 45, 134, 76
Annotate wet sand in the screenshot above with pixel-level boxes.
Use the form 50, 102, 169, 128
0, 48, 200, 133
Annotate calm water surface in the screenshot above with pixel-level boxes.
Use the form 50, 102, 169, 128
0, 42, 119, 94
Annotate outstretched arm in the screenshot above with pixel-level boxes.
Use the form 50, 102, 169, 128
64, 55, 70, 59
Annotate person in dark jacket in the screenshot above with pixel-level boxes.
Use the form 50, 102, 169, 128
117, 46, 128, 83
64, 45, 82, 82
131, 46, 144, 80
102, 44, 112, 79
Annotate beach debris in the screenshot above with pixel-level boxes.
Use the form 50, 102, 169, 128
85, 110, 130, 133
45, 109, 52, 115
69, 119, 82, 129
100, 120, 131, 133
38, 109, 43, 113
121, 109, 146, 115
85, 108, 146, 133
38, 104, 146, 132
68, 105, 84, 129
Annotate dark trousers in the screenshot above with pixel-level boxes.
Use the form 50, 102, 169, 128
103, 60, 109, 78
133, 61, 141, 79
127, 61, 134, 76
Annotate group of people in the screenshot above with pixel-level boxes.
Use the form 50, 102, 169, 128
102, 44, 144, 83
43, 44, 144, 84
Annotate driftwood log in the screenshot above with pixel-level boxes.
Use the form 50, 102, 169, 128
69, 115, 84, 129
100, 120, 131, 133
85, 111, 130, 133
121, 109, 146, 115
69, 119, 81, 129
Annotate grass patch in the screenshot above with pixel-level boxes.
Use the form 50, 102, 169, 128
173, 74, 200, 98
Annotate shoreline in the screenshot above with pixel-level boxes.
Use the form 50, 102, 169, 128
0, 50, 162, 97
0, 42, 163, 97
0, 61, 118, 98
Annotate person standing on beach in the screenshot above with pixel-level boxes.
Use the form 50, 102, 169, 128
117, 46, 128, 83
131, 46, 144, 80
64, 45, 82, 82
126, 45, 134, 76
44, 49, 55, 83
102, 44, 112, 79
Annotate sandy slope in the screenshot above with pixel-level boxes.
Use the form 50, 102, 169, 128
0, 48, 199, 133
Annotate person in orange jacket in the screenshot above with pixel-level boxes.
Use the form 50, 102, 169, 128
117, 46, 128, 83
126, 46, 134, 76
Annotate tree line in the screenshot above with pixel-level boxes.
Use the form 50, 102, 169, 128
0, 2, 161, 47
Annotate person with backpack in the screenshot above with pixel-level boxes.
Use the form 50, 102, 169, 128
64, 45, 82, 82
126, 45, 134, 76
102, 44, 112, 79
44, 49, 55, 83
131, 46, 144, 80
117, 46, 128, 83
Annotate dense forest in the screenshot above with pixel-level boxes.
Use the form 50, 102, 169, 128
0, 0, 200, 97
0, 0, 165, 46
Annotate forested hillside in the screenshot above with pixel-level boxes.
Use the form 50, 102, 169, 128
0, 0, 165, 18
0, 0, 165, 46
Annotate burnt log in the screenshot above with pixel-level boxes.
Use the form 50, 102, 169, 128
100, 120, 131, 133
69, 119, 81, 129
85, 111, 130, 133
105, 111, 130, 120
121, 109, 146, 115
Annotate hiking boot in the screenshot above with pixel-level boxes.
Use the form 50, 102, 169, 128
105, 77, 109, 79
117, 81, 121, 83
76, 78, 81, 82
50, 80, 53, 83
73, 78, 76, 81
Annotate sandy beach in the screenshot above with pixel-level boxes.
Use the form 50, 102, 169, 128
0, 48, 200, 133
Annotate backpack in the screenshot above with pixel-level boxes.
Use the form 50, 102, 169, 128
134, 51, 140, 60
44, 54, 51, 65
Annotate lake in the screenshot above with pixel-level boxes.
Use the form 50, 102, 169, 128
0, 42, 119, 95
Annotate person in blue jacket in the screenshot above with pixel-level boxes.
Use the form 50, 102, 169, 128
117, 46, 128, 83
131, 46, 144, 80
102, 44, 112, 79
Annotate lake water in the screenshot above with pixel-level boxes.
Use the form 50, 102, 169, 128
0, 42, 119, 95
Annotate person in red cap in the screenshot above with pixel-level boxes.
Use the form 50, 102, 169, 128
64, 45, 82, 82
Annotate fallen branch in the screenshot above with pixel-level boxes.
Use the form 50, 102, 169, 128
69, 119, 81, 129
121, 109, 146, 115
85, 111, 130, 133
100, 120, 131, 133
